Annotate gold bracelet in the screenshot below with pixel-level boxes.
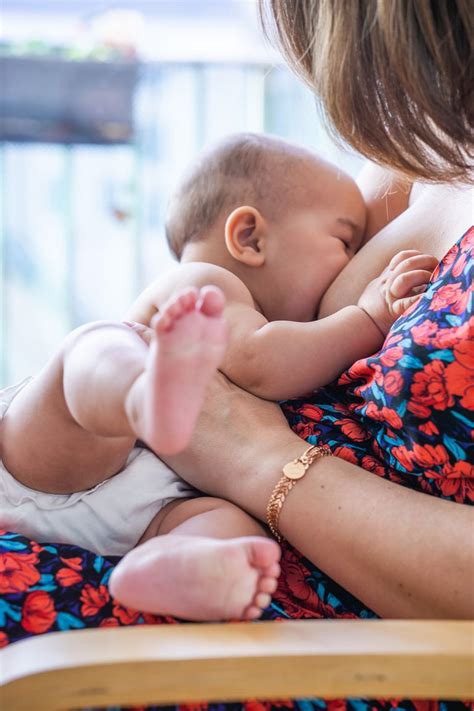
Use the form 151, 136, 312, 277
266, 444, 331, 542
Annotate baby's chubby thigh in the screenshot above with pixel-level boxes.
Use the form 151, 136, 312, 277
0, 351, 135, 495
0, 443, 197, 556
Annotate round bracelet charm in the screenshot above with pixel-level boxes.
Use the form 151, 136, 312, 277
283, 460, 306, 480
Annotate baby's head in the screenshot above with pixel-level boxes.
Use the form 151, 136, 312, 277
166, 133, 366, 321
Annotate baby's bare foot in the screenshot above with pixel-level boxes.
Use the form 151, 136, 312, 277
126, 286, 227, 455
109, 535, 281, 621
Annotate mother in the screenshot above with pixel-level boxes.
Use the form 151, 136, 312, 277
1, 0, 473, 660
165, 0, 474, 620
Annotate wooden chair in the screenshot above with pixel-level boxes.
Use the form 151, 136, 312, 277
2, 619, 473, 710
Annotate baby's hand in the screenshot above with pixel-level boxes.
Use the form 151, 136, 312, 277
358, 250, 438, 336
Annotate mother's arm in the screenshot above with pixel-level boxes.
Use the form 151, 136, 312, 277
166, 375, 474, 620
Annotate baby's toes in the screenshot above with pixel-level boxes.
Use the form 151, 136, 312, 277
254, 592, 272, 609
242, 590, 272, 621
262, 562, 281, 580
258, 575, 279, 596
243, 604, 264, 621
153, 311, 172, 333
198, 285, 225, 317
162, 299, 185, 324
177, 287, 199, 313
159, 288, 195, 324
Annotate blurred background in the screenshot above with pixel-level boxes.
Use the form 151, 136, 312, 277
0, 0, 362, 387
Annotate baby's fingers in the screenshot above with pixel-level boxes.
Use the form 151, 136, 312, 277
389, 250, 423, 271
391, 253, 439, 276
391, 294, 422, 319
389, 269, 433, 299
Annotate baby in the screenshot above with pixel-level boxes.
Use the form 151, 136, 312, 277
0, 133, 436, 622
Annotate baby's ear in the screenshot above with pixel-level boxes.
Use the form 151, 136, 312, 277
224, 206, 266, 267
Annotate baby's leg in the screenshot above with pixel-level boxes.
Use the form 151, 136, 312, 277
109, 498, 281, 621
2, 286, 227, 494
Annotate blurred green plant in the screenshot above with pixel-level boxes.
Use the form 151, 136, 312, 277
0, 40, 133, 62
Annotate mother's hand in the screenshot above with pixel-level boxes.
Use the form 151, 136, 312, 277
163, 372, 305, 513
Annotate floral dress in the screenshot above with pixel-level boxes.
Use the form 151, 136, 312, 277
1, 227, 473, 711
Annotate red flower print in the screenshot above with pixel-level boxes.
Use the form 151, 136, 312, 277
411, 320, 438, 346
99, 617, 120, 627
392, 445, 414, 471
112, 602, 140, 625
361, 455, 386, 476
338, 357, 371, 384
80, 584, 110, 617
460, 226, 474, 250
21, 590, 56, 634
0, 552, 40, 594
283, 558, 321, 616
381, 407, 403, 429
333, 401, 351, 414
142, 612, 162, 625
445, 350, 474, 409
452, 335, 474, 369
430, 283, 463, 311
411, 443, 450, 469
326, 701, 348, 711
409, 360, 454, 415
406, 400, 433, 418
298, 404, 323, 421
427, 461, 474, 502
451, 288, 471, 316
379, 346, 404, 367
0, 631, 8, 648
356, 363, 384, 390
56, 567, 82, 587
59, 556, 82, 571
294, 422, 318, 440
439, 476, 474, 503
334, 418, 370, 441
244, 702, 271, 711
333, 445, 359, 464
432, 319, 471, 349
380, 406, 403, 430
452, 251, 467, 278
443, 460, 474, 478
441, 244, 459, 271
365, 402, 403, 429
371, 440, 384, 460
384, 370, 404, 396
419, 421, 440, 436
385, 333, 403, 348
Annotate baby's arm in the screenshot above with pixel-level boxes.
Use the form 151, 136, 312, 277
128, 253, 436, 402
221, 302, 382, 400
232, 250, 437, 399
126, 264, 381, 400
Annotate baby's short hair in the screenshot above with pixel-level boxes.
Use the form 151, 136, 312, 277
165, 132, 297, 260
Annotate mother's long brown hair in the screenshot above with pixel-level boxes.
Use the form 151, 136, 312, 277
259, 0, 473, 182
